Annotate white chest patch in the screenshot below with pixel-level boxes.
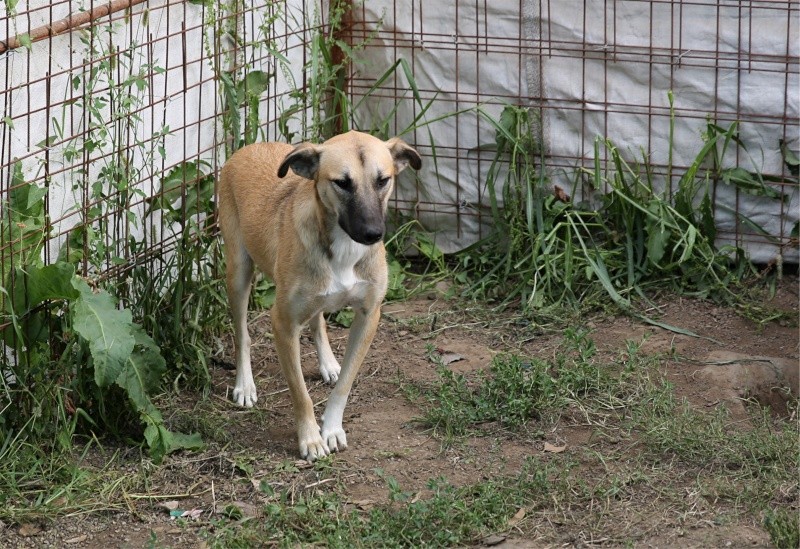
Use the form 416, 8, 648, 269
320, 227, 370, 310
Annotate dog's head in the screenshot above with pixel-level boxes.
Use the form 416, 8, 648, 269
277, 131, 421, 246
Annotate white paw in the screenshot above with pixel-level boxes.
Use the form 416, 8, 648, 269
319, 357, 341, 385
299, 429, 330, 462
321, 424, 348, 453
232, 380, 257, 408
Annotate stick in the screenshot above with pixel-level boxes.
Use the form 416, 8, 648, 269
0, 0, 149, 54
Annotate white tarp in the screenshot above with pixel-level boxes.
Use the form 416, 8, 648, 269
352, 0, 799, 263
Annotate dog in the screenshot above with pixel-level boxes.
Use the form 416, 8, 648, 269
218, 130, 421, 461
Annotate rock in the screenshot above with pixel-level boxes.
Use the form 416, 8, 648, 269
697, 351, 799, 418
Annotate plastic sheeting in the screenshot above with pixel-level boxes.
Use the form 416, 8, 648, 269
351, 0, 799, 262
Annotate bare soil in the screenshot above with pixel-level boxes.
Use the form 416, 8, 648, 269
2, 278, 798, 548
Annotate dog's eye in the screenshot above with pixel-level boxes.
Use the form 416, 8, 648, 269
376, 176, 391, 189
331, 177, 352, 191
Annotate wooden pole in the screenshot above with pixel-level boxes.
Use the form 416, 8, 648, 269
0, 0, 149, 55
326, 0, 353, 137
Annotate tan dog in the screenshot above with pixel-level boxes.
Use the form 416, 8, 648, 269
218, 130, 421, 461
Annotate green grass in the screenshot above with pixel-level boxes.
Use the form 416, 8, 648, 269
400, 330, 798, 545
409, 329, 662, 442
455, 101, 788, 315
202, 464, 553, 548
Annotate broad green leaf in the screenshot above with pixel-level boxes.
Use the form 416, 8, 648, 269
698, 192, 716, 242
237, 70, 272, 104
71, 278, 135, 388
57, 225, 87, 265
115, 324, 167, 408
144, 407, 203, 464
36, 136, 57, 149
333, 307, 355, 328
148, 161, 212, 214
721, 167, 782, 200
9, 167, 47, 216
7, 262, 79, 314
18, 34, 32, 50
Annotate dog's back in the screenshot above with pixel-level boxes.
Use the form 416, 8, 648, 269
218, 142, 299, 281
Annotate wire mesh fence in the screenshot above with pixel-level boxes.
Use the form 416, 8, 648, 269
0, 0, 797, 306
345, 0, 799, 260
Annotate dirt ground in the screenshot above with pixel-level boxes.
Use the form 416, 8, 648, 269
2, 277, 798, 548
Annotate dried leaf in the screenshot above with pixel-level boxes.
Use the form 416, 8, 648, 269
351, 498, 375, 510
440, 353, 464, 365
483, 534, 507, 546
180, 508, 203, 520
507, 507, 526, 527
553, 185, 570, 202
65, 535, 88, 544
543, 442, 566, 453
159, 500, 181, 512
18, 523, 41, 537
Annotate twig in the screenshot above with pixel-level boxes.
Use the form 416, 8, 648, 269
304, 478, 335, 490
1, 0, 149, 54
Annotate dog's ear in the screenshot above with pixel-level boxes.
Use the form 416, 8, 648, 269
385, 137, 422, 174
277, 143, 321, 179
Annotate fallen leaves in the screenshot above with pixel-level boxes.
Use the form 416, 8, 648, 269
543, 442, 566, 453
507, 507, 526, 528
17, 523, 41, 537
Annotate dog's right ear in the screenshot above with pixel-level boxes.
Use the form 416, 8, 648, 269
277, 143, 321, 179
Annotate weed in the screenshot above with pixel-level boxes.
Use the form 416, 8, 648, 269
764, 508, 800, 549
203, 461, 553, 548
456, 98, 788, 314
413, 329, 644, 440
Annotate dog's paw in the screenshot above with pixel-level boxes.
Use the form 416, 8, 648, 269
299, 431, 330, 462
319, 357, 341, 385
321, 425, 348, 453
232, 381, 258, 408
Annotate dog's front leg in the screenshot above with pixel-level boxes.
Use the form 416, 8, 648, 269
320, 306, 380, 452
273, 306, 329, 461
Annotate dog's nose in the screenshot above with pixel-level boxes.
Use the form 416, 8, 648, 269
361, 228, 384, 245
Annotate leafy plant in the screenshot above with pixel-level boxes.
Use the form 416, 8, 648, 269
413, 329, 630, 439
456, 96, 786, 313
0, 169, 201, 463
764, 508, 800, 549
204, 461, 552, 548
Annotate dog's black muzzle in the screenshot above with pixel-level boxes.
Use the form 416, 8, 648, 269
339, 195, 385, 246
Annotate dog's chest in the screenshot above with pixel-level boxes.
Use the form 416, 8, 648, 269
319, 233, 370, 312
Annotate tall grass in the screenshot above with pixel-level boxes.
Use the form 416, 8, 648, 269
455, 97, 785, 312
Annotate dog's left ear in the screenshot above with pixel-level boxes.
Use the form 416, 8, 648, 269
278, 142, 321, 180
386, 137, 422, 174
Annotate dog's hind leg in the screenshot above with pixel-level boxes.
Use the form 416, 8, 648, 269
310, 312, 341, 385
226, 240, 257, 407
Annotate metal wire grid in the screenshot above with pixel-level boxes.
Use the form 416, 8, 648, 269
0, 1, 321, 303
345, 0, 799, 254
0, 0, 798, 298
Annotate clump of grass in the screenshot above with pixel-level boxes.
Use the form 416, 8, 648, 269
410, 329, 655, 440
631, 393, 799, 512
457, 96, 788, 313
203, 461, 554, 548
764, 508, 800, 549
